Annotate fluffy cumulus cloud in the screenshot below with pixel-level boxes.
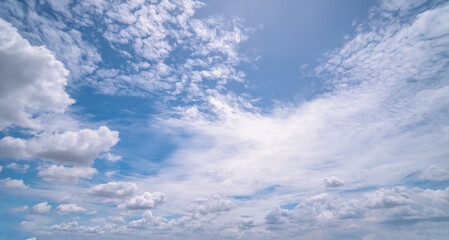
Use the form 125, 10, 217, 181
38, 165, 98, 183
31, 202, 51, 214
127, 210, 167, 229
0, 18, 74, 130
119, 192, 165, 210
0, 178, 28, 189
55, 204, 87, 215
188, 195, 236, 216
0, 126, 119, 166
88, 182, 138, 199
261, 185, 449, 233
324, 176, 344, 188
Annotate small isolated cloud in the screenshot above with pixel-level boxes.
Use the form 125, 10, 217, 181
119, 192, 165, 210
420, 165, 449, 181
100, 153, 122, 162
11, 205, 29, 213
0, 165, 3, 172
324, 176, 344, 188
55, 204, 87, 215
0, 178, 28, 189
38, 165, 97, 183
104, 170, 117, 178
6, 163, 30, 173
31, 202, 51, 214
88, 182, 137, 199
0, 126, 119, 166
26, 238, 36, 240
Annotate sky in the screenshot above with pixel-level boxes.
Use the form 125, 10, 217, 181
0, 0, 449, 239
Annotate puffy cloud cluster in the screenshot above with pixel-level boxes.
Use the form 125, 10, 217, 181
0, 177, 28, 189
31, 202, 51, 214
55, 204, 87, 215
48, 221, 116, 235
0, 0, 252, 99
263, 185, 449, 233
188, 195, 236, 216
119, 192, 165, 210
265, 193, 363, 226
127, 210, 167, 229
0, 12, 120, 187
0, 126, 119, 166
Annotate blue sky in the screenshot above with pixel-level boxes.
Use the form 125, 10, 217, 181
0, 0, 449, 239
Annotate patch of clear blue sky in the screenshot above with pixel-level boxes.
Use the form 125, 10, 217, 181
233, 184, 280, 200
196, 0, 375, 107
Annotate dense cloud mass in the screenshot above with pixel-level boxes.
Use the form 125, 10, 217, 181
0, 0, 448, 239
0, 18, 74, 130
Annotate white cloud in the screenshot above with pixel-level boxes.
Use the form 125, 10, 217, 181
237, 215, 256, 229
0, 165, 2, 172
133, 1, 449, 222
11, 205, 29, 213
1, 0, 449, 239
48, 221, 116, 235
367, 187, 415, 209
264, 206, 289, 224
100, 153, 122, 162
188, 195, 236, 216
119, 192, 165, 210
0, 18, 74, 130
420, 165, 449, 181
31, 202, 51, 214
0, 178, 28, 189
0, 126, 119, 166
104, 170, 118, 178
127, 210, 167, 229
55, 204, 86, 215
324, 176, 344, 188
88, 182, 138, 199
25, 238, 36, 240
38, 165, 97, 183
5, 163, 30, 173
